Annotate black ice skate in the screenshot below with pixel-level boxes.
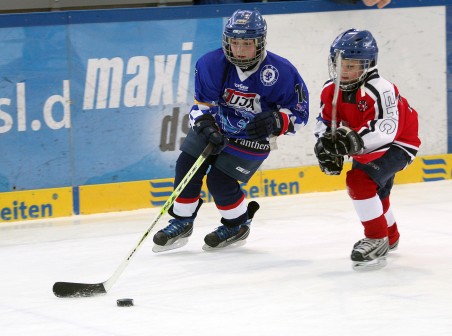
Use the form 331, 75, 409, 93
351, 237, 389, 271
203, 201, 260, 251
153, 200, 203, 253
389, 238, 399, 252
152, 218, 194, 253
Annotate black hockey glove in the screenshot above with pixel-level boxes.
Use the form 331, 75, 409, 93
314, 139, 344, 175
245, 111, 289, 140
320, 126, 364, 156
193, 114, 228, 155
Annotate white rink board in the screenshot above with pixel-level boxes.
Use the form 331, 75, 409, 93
263, 6, 446, 169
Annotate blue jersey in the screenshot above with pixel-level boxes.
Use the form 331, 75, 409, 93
190, 48, 309, 159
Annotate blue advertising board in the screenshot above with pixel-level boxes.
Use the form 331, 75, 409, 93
0, 16, 223, 191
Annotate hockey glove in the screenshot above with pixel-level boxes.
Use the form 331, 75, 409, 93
314, 139, 344, 175
193, 114, 228, 155
320, 126, 364, 156
245, 111, 289, 140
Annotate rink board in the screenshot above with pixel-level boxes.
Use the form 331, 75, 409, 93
1, 153, 450, 221
76, 153, 452, 215
0, 187, 73, 222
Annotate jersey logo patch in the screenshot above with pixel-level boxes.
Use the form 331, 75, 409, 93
358, 99, 368, 112
223, 89, 261, 112
260, 65, 279, 86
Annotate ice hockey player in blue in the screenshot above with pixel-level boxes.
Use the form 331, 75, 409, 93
153, 9, 309, 252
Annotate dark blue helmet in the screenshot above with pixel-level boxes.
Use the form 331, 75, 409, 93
329, 29, 379, 90
223, 9, 267, 68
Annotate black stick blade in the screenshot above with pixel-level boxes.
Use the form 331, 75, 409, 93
53, 282, 107, 298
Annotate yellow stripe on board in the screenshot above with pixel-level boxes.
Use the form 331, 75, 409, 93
0, 187, 72, 223
79, 180, 154, 215
1, 154, 451, 222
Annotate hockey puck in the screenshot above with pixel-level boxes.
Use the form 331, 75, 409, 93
117, 298, 134, 307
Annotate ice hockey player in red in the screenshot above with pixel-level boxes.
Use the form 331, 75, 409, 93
314, 28, 421, 270
152, 9, 309, 252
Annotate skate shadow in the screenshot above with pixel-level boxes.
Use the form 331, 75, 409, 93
151, 247, 311, 274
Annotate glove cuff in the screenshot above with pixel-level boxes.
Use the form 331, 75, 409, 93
274, 111, 290, 136
338, 126, 364, 155
193, 114, 218, 134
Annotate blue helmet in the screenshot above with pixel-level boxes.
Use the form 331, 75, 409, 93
329, 29, 379, 90
223, 9, 267, 68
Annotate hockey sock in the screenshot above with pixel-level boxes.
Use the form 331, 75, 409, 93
361, 214, 388, 239
382, 196, 399, 245
387, 223, 400, 246
347, 169, 388, 239
216, 194, 248, 223
171, 197, 202, 218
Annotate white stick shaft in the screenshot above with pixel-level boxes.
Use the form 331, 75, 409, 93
331, 50, 342, 140
104, 143, 214, 291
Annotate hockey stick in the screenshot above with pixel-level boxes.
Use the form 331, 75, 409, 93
331, 49, 343, 141
53, 143, 214, 298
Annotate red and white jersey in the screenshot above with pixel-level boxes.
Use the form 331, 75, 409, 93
314, 70, 421, 164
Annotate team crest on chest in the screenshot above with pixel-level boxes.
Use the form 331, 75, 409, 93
260, 65, 279, 86
358, 99, 368, 112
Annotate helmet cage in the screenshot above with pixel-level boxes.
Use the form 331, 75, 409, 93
222, 35, 266, 68
328, 28, 378, 91
328, 56, 373, 91
222, 9, 267, 68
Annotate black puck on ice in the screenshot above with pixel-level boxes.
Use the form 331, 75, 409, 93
117, 298, 134, 307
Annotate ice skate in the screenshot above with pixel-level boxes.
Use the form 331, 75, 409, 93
389, 238, 399, 252
351, 237, 389, 271
152, 218, 194, 253
388, 225, 400, 252
203, 224, 250, 251
202, 201, 259, 251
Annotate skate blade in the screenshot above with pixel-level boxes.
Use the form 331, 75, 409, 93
202, 239, 247, 252
352, 257, 387, 272
152, 237, 189, 253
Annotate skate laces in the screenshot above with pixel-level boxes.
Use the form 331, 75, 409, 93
215, 225, 240, 241
162, 219, 192, 238
355, 238, 383, 253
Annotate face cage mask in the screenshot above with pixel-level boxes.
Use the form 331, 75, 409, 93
328, 57, 373, 91
222, 35, 266, 69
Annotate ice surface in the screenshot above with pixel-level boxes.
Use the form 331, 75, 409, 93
1, 181, 451, 336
